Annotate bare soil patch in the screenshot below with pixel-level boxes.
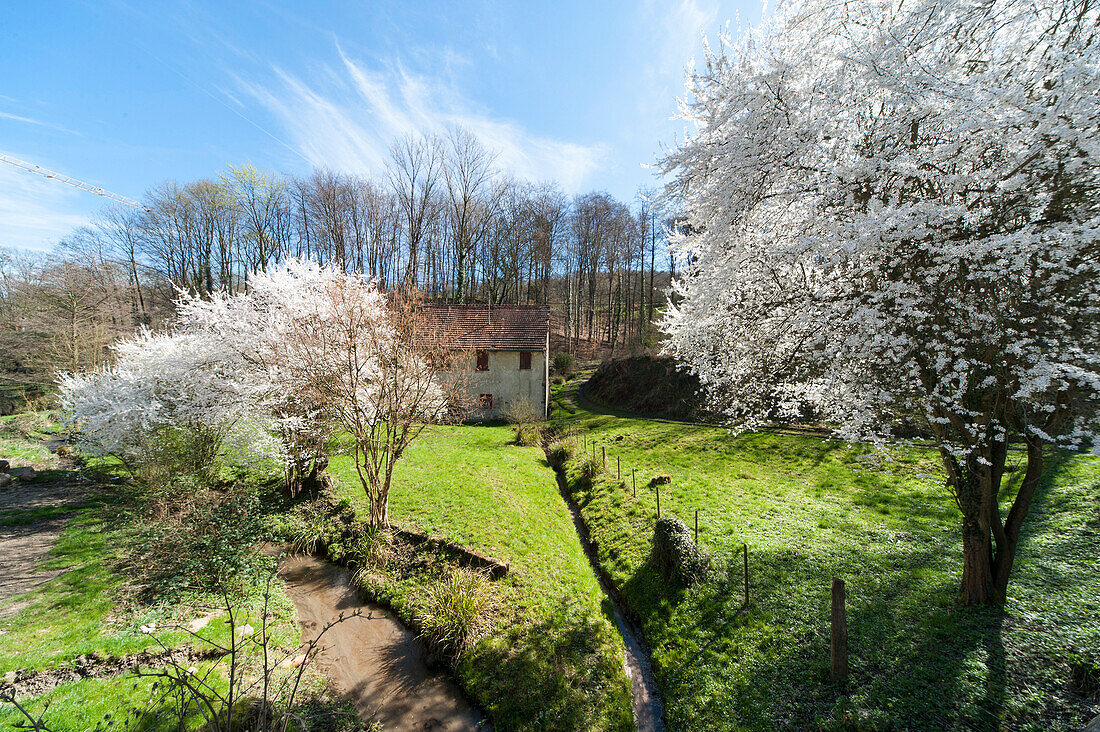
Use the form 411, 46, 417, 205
0, 469, 85, 618
1, 647, 225, 698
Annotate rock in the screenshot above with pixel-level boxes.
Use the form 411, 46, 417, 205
0, 459, 9, 472
8, 466, 36, 480
279, 653, 306, 669
0, 473, 12, 489
3, 669, 15, 684
650, 474, 672, 486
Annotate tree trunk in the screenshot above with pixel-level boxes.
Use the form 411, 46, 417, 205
959, 506, 997, 604
952, 436, 1044, 605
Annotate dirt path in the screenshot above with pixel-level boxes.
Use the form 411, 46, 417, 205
0, 470, 84, 619
278, 554, 486, 732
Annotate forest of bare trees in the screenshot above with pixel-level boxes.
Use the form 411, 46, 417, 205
0, 126, 675, 411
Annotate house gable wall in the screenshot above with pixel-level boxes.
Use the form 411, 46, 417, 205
461, 345, 548, 420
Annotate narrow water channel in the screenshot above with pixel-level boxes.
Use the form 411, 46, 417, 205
279, 554, 486, 731
544, 449, 666, 732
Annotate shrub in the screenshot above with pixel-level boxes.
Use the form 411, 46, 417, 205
416, 569, 494, 661
503, 398, 539, 425
652, 516, 708, 589
1070, 651, 1100, 698
553, 353, 576, 378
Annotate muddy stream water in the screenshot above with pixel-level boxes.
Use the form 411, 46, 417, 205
278, 554, 485, 731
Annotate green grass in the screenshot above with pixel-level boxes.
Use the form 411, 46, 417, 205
329, 423, 634, 731
553, 380, 1100, 731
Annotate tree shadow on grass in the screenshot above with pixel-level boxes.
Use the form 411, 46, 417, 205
616, 449, 1100, 731
468, 597, 634, 732
618, 522, 1017, 730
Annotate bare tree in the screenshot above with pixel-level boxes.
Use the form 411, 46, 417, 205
388, 134, 442, 289
441, 126, 498, 301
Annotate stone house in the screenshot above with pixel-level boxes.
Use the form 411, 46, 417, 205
424, 304, 550, 420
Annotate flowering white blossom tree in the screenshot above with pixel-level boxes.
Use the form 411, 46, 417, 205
175, 261, 340, 495
175, 260, 461, 526
660, 0, 1100, 603
59, 328, 275, 486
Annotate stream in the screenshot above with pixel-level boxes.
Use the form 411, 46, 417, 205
278, 554, 485, 731
545, 449, 666, 732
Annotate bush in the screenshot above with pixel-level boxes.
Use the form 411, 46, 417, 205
513, 423, 542, 447
504, 399, 539, 425
1070, 651, 1100, 698
417, 569, 494, 661
652, 516, 708, 589
553, 353, 576, 378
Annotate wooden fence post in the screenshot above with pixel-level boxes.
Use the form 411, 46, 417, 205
830, 578, 848, 684
694, 509, 699, 543
656, 483, 661, 519
617, 456, 621, 480
602, 446, 607, 469
632, 469, 636, 497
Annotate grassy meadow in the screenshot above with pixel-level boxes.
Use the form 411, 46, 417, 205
553, 380, 1100, 731
328, 423, 634, 731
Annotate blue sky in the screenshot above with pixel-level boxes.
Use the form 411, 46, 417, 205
1, 0, 762, 251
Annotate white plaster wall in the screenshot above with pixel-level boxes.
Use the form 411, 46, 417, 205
459, 348, 548, 420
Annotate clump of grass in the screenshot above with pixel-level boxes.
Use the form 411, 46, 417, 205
416, 569, 494, 661
575, 452, 604, 486
547, 435, 579, 467
284, 501, 329, 555
513, 423, 542, 447
349, 525, 395, 588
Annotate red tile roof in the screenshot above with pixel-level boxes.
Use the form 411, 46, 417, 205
422, 304, 549, 351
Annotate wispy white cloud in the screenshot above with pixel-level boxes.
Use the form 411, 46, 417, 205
636, 0, 728, 152
0, 110, 81, 136
651, 0, 720, 74
0, 156, 92, 252
235, 45, 605, 192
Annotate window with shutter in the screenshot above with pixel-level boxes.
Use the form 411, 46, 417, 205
520, 351, 532, 370
476, 351, 489, 371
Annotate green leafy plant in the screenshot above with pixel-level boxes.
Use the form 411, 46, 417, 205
416, 569, 494, 661
552, 353, 575, 378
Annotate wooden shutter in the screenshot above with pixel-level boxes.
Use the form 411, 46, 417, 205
520, 351, 532, 370
476, 351, 489, 371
